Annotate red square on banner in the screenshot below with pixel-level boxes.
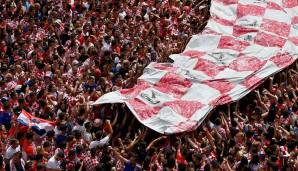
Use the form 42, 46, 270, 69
164, 100, 203, 118
290, 37, 298, 46
127, 98, 161, 120
152, 63, 176, 71
181, 50, 205, 58
154, 83, 189, 99
254, 32, 287, 47
193, 58, 225, 77
270, 52, 294, 68
292, 16, 298, 25
120, 81, 150, 98
203, 79, 235, 94
261, 19, 291, 37
215, 0, 239, 5
237, 4, 265, 19
209, 95, 233, 106
218, 36, 250, 51
283, 0, 298, 8
268, 2, 284, 10
229, 55, 266, 72
233, 25, 258, 37
158, 72, 192, 88
242, 75, 262, 89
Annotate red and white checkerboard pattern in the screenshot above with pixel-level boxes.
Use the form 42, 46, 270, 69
93, 0, 298, 134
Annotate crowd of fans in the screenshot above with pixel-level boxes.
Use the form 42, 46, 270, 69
0, 0, 297, 171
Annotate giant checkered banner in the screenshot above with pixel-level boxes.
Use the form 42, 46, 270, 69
93, 0, 298, 134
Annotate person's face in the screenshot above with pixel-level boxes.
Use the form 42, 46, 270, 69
0, 41, 5, 47
12, 142, 19, 149
52, 85, 57, 92
130, 156, 136, 165
88, 78, 94, 84
44, 77, 51, 84
6, 75, 12, 82
235, 134, 244, 143
72, 65, 78, 73
160, 154, 167, 164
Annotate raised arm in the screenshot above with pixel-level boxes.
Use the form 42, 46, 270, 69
146, 136, 167, 151
111, 110, 119, 127
105, 120, 113, 136
112, 147, 129, 163
220, 112, 230, 138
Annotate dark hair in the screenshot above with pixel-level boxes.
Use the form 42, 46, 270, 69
90, 148, 97, 157
84, 122, 91, 129
73, 130, 82, 139
56, 151, 65, 158
214, 118, 221, 126
46, 130, 55, 138
66, 135, 75, 142
95, 131, 103, 140
26, 132, 34, 140
239, 156, 248, 166
68, 149, 75, 157
167, 158, 176, 168
249, 155, 259, 165
43, 141, 51, 148
178, 164, 187, 171
36, 163, 46, 171
10, 138, 18, 145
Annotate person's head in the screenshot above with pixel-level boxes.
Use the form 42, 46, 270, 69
235, 132, 245, 144
236, 150, 244, 161
251, 141, 261, 154
192, 152, 202, 165
26, 132, 34, 143
66, 135, 75, 145
73, 130, 82, 140
90, 148, 97, 157
42, 141, 51, 152
167, 158, 176, 169
59, 124, 67, 133
75, 145, 84, 155
214, 117, 221, 126
239, 156, 248, 167
84, 121, 91, 131
55, 151, 64, 161
46, 130, 55, 140
129, 154, 138, 166
67, 149, 76, 160
10, 138, 19, 149
250, 154, 259, 165
13, 152, 22, 160
36, 163, 46, 171
77, 118, 85, 126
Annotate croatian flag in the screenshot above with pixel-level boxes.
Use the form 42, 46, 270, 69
17, 110, 55, 136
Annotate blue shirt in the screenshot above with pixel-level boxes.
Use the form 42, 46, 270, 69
124, 162, 141, 171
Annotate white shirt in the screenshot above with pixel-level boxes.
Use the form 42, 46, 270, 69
47, 156, 61, 169
89, 135, 110, 149
5, 145, 20, 160
84, 132, 92, 142
72, 125, 86, 135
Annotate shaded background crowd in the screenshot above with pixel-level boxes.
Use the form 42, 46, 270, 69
0, 0, 297, 171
